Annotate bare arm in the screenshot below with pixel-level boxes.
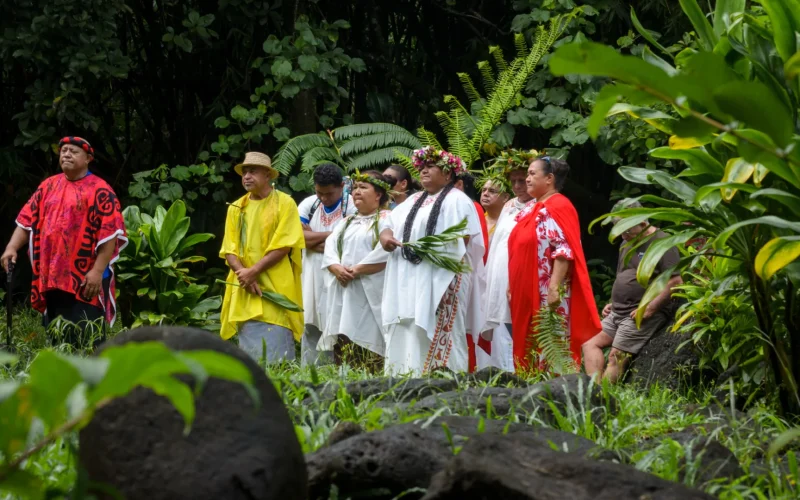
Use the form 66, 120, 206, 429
303, 229, 332, 249
1, 227, 30, 272
647, 275, 683, 312
380, 228, 402, 252
82, 238, 117, 299
251, 248, 291, 274
546, 256, 572, 306
351, 262, 387, 277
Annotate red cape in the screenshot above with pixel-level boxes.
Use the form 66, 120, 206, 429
474, 201, 488, 264
507, 193, 600, 371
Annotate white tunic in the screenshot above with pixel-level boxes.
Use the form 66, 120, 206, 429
477, 197, 534, 372
298, 194, 356, 328
319, 210, 391, 355
381, 188, 485, 376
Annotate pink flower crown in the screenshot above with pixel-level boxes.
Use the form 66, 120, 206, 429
411, 146, 467, 177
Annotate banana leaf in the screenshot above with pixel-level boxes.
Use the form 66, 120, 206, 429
216, 280, 303, 312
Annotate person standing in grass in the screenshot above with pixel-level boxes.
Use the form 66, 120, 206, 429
1, 136, 127, 347
219, 152, 305, 363
298, 163, 356, 366
379, 147, 485, 376
477, 149, 538, 372
508, 155, 601, 372
582, 200, 682, 383
320, 171, 392, 366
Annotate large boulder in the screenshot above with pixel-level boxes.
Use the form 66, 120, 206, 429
307, 415, 615, 500
626, 324, 709, 389
79, 326, 307, 500
421, 433, 715, 500
414, 374, 615, 425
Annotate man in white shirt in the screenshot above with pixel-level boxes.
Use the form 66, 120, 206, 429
298, 163, 356, 366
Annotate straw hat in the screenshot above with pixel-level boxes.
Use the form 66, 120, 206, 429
234, 152, 279, 180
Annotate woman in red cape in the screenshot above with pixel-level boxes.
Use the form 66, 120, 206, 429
508, 156, 601, 372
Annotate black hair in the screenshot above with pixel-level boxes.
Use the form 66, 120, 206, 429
314, 162, 344, 187
362, 170, 391, 206
535, 157, 570, 191
457, 171, 479, 201
385, 164, 421, 193
401, 179, 457, 264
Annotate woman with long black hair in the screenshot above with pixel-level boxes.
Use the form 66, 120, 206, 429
383, 164, 420, 207
379, 148, 485, 376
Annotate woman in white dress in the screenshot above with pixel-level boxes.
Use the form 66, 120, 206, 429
320, 170, 392, 366
379, 147, 485, 376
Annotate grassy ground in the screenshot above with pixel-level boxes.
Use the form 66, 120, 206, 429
1, 308, 799, 499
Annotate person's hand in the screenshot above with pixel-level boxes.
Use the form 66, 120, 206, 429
235, 266, 260, 288
330, 264, 355, 287
642, 303, 658, 320
349, 265, 363, 279
246, 282, 262, 297
547, 286, 561, 308
1, 247, 16, 273
302, 223, 312, 231
81, 269, 104, 300
602, 303, 612, 318
506, 286, 511, 303
380, 232, 403, 252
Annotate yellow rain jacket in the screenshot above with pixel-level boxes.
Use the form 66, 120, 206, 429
219, 190, 305, 340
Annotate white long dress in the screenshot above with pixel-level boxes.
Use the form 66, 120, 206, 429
319, 210, 391, 355
381, 188, 485, 376
476, 197, 535, 372
298, 194, 357, 329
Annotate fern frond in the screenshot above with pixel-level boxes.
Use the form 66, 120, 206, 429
339, 131, 422, 158
301, 146, 341, 172
457, 72, 483, 103
333, 123, 413, 141
393, 149, 415, 170
435, 110, 472, 163
477, 61, 496, 95
489, 45, 509, 73
272, 133, 333, 175
347, 147, 417, 172
532, 306, 578, 376
416, 127, 443, 150
514, 33, 529, 59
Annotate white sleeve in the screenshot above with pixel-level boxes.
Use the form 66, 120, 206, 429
298, 195, 315, 223
321, 217, 346, 269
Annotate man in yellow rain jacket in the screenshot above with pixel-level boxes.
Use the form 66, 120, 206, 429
219, 152, 305, 362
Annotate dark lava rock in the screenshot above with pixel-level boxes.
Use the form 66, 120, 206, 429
466, 367, 528, 387
324, 420, 363, 447
79, 326, 307, 500
421, 433, 715, 500
307, 415, 617, 500
626, 324, 711, 389
306, 424, 451, 500
306, 377, 459, 405
414, 374, 616, 424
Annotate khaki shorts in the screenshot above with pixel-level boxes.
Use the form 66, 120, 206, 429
601, 310, 669, 355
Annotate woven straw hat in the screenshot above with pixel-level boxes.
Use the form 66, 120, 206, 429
234, 152, 279, 180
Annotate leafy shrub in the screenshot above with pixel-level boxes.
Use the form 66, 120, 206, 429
116, 200, 221, 330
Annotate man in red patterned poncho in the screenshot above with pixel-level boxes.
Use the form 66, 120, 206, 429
1, 137, 127, 346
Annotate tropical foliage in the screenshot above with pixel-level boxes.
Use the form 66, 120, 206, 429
116, 201, 221, 329
0, 343, 254, 498
551, 0, 800, 415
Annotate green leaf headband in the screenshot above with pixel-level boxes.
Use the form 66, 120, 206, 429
351, 171, 392, 193
491, 148, 543, 174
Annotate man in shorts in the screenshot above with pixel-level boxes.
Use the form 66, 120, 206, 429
582, 200, 683, 383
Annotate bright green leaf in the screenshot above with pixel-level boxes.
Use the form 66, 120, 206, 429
755, 237, 800, 281
679, 0, 718, 51
636, 232, 696, 286
713, 80, 794, 147
28, 351, 82, 428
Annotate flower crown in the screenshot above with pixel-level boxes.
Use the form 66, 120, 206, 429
491, 148, 542, 174
351, 171, 392, 193
411, 146, 467, 177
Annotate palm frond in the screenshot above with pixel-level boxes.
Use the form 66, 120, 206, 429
339, 131, 422, 158
346, 147, 416, 172
272, 133, 333, 175
301, 146, 342, 172
333, 123, 413, 141
417, 127, 444, 150
457, 72, 484, 103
